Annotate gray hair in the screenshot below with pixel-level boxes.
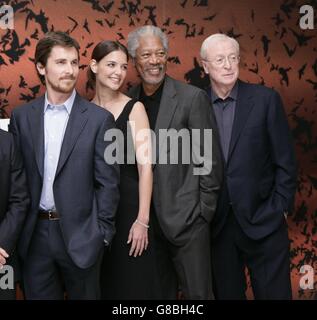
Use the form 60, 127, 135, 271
200, 33, 240, 60
127, 25, 169, 58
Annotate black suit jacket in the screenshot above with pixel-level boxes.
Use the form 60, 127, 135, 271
129, 76, 223, 246
10, 93, 120, 268
0, 129, 29, 254
211, 80, 297, 240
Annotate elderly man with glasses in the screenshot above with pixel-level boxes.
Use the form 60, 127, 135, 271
200, 33, 297, 300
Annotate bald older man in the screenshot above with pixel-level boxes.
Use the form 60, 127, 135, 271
200, 33, 297, 300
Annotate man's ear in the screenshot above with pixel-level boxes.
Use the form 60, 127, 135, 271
36, 62, 45, 76
89, 59, 98, 74
201, 60, 209, 74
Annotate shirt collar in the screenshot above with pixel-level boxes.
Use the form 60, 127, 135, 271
211, 81, 238, 104
140, 78, 165, 101
44, 89, 76, 114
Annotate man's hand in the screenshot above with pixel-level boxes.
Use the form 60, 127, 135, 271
0, 247, 9, 269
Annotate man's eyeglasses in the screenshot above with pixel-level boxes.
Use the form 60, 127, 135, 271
204, 54, 240, 67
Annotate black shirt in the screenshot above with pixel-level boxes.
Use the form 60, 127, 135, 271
211, 82, 238, 161
139, 80, 165, 130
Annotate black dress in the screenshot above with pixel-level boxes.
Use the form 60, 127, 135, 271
100, 99, 160, 300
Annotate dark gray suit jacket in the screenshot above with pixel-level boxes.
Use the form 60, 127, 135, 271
10, 93, 120, 268
0, 129, 29, 254
129, 76, 223, 246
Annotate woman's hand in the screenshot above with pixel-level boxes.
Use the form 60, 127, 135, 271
127, 220, 149, 257
0, 247, 9, 269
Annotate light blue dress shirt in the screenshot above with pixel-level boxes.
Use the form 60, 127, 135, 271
39, 90, 76, 210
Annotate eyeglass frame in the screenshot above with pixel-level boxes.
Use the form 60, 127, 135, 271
202, 54, 240, 67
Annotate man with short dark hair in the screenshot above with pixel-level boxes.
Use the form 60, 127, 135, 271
0, 129, 29, 300
10, 31, 120, 300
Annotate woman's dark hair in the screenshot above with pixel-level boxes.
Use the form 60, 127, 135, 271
35, 31, 80, 84
88, 40, 129, 88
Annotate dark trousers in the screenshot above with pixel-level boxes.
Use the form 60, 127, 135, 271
0, 255, 18, 300
212, 209, 292, 300
0, 288, 15, 300
22, 219, 102, 300
0, 263, 15, 300
152, 212, 214, 300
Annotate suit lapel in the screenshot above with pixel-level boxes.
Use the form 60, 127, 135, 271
154, 76, 178, 165
227, 81, 254, 163
55, 94, 89, 177
27, 96, 45, 178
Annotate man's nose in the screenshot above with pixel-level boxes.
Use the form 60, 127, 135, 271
148, 53, 160, 64
65, 62, 74, 74
223, 57, 232, 68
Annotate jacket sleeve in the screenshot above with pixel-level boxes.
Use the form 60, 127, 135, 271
267, 90, 297, 214
188, 90, 223, 223
254, 89, 297, 222
94, 113, 120, 244
0, 133, 29, 254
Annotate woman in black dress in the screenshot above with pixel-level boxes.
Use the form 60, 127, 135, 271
88, 41, 159, 299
